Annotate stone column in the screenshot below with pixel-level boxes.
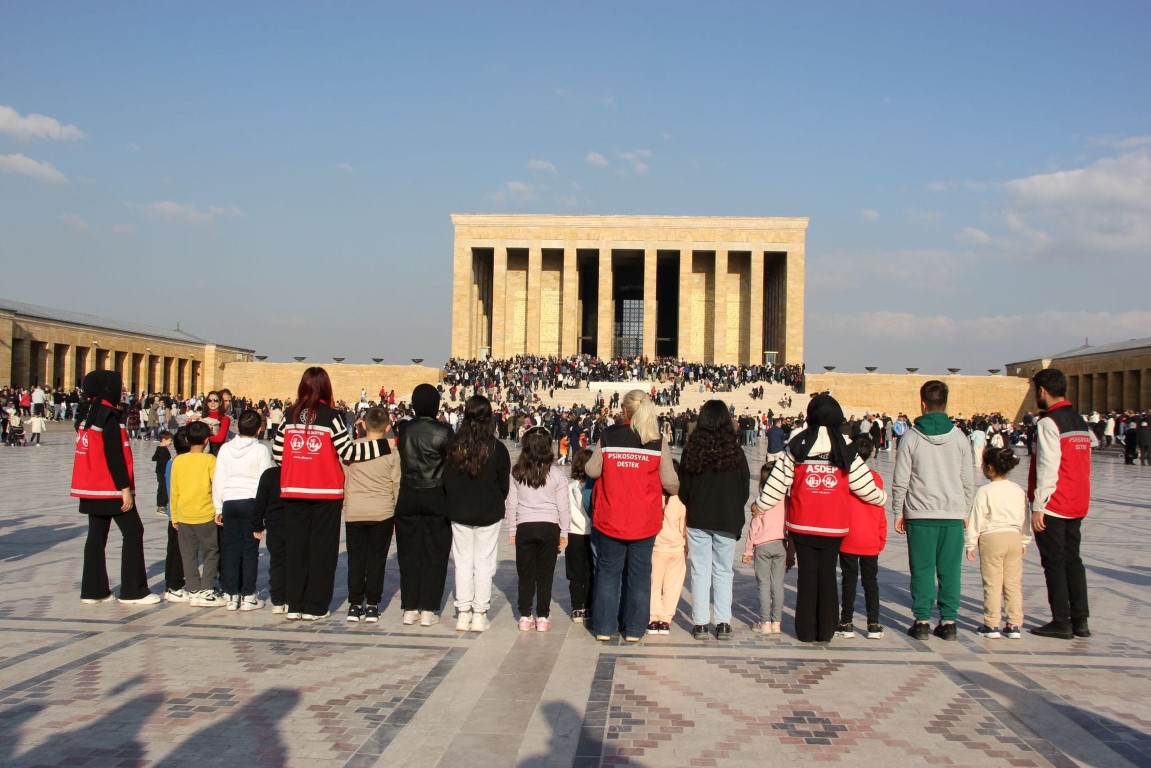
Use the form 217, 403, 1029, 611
678, 246, 693, 361
785, 247, 806, 365
596, 248, 614, 361
491, 246, 507, 359
712, 249, 728, 364
526, 244, 542, 354
561, 248, 578, 356
643, 247, 657, 360
61, 344, 74, 391
41, 343, 54, 388
451, 242, 472, 358
749, 249, 765, 366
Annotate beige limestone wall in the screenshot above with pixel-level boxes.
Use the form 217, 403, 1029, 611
805, 373, 1033, 423
222, 362, 440, 406
1007, 348, 1151, 413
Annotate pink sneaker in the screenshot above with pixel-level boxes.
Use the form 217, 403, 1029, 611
518, 616, 536, 631
536, 616, 551, 632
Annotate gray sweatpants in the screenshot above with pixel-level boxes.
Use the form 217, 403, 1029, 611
754, 539, 787, 622
178, 520, 220, 593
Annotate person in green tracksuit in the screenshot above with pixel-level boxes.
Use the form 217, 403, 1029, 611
891, 380, 975, 641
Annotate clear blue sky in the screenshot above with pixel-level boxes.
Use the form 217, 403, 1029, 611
2, 2, 1148, 373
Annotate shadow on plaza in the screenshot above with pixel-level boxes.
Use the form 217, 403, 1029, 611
958, 669, 1151, 768
516, 700, 584, 768
1, 688, 302, 767
1088, 563, 1151, 588
0, 522, 86, 562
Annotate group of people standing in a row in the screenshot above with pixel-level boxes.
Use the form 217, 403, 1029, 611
73, 365, 1092, 643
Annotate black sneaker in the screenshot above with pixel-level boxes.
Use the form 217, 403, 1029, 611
692, 624, 710, 640
1072, 619, 1091, 638
647, 621, 661, 634
364, 604, 379, 623
907, 621, 931, 640
346, 604, 364, 622
866, 623, 884, 639
933, 622, 958, 641
716, 622, 733, 640
835, 622, 856, 638
1031, 620, 1073, 640
977, 624, 1001, 639
1002, 624, 1021, 639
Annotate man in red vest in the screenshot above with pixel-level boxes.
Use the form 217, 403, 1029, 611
1028, 368, 1092, 640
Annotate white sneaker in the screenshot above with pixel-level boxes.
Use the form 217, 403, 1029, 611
456, 611, 473, 632
402, 610, 419, 625
300, 612, 331, 621
240, 595, 264, 611
118, 593, 162, 605
271, 603, 287, 614
469, 613, 491, 632
285, 612, 302, 620
164, 588, 190, 603
190, 590, 225, 608
81, 594, 117, 605
225, 595, 240, 611
420, 611, 439, 627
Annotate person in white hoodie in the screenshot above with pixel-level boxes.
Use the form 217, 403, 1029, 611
213, 410, 275, 610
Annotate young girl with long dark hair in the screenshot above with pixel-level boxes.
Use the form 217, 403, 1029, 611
505, 426, 570, 631
444, 395, 511, 632
679, 400, 751, 640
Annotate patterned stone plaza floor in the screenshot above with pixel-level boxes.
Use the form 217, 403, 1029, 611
2, 424, 1150, 767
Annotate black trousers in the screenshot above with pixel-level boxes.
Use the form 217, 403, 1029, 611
395, 487, 451, 612
1034, 516, 1089, 623
156, 479, 169, 508
346, 519, 395, 606
283, 499, 342, 615
839, 552, 879, 624
792, 532, 843, 642
220, 499, 260, 596
165, 520, 185, 591
516, 522, 560, 618
265, 517, 286, 606
81, 505, 149, 600
565, 532, 594, 611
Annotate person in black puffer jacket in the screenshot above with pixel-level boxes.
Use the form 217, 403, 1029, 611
395, 384, 454, 626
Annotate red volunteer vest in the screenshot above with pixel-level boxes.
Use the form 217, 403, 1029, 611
840, 471, 887, 555
786, 460, 851, 537
71, 414, 135, 499
1027, 400, 1091, 519
592, 423, 664, 540
280, 409, 345, 499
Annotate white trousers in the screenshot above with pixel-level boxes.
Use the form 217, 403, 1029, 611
451, 521, 502, 613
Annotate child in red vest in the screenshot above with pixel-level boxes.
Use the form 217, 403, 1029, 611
836, 436, 887, 639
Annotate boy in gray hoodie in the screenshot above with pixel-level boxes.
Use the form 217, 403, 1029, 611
892, 380, 974, 640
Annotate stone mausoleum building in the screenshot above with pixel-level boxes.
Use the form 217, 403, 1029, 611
1, 298, 253, 395
451, 214, 807, 366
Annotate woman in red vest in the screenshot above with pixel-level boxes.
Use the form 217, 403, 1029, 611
585, 390, 680, 642
272, 367, 390, 620
72, 370, 161, 605
754, 394, 886, 642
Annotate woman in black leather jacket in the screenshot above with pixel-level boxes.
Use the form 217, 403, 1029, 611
394, 383, 454, 626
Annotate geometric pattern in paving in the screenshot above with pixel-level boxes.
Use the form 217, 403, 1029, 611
3, 426, 1151, 766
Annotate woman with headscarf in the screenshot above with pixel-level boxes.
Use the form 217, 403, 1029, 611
394, 383, 454, 627
585, 390, 679, 642
72, 370, 161, 605
753, 393, 887, 642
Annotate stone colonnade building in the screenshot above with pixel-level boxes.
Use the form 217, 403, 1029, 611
1006, 337, 1151, 413
451, 214, 807, 366
1, 298, 253, 395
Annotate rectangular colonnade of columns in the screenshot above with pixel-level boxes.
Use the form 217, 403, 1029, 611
1067, 370, 1151, 414
8, 336, 201, 396
455, 242, 799, 366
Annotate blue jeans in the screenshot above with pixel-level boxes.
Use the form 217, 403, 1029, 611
687, 528, 737, 625
591, 529, 655, 638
